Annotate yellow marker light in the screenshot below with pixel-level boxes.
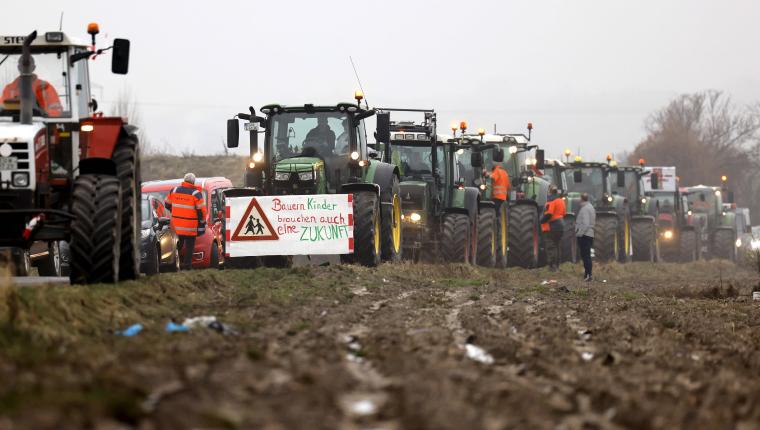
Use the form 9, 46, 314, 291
350, 151, 360, 160
721, 175, 727, 182
410, 212, 421, 222
80, 123, 94, 132
663, 230, 673, 240
606, 154, 612, 162
610, 160, 618, 167
509, 146, 518, 154
564, 149, 571, 157
248, 161, 255, 169
450, 122, 458, 132
477, 128, 486, 136
252, 152, 263, 162
574, 156, 583, 162
354, 90, 364, 101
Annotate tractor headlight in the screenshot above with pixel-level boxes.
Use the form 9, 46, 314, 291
663, 230, 673, 240
410, 212, 421, 222
641, 198, 647, 204
274, 172, 290, 181
252, 152, 263, 163
350, 151, 360, 160
687, 210, 693, 216
735, 238, 742, 248
607, 196, 613, 203
298, 171, 315, 181
509, 146, 518, 154
141, 229, 151, 239
12, 172, 29, 187
479, 184, 486, 190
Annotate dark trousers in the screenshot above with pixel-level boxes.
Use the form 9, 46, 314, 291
544, 230, 562, 269
178, 236, 196, 269
577, 235, 593, 277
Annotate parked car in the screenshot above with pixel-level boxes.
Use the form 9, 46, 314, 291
141, 177, 231, 269
140, 196, 180, 274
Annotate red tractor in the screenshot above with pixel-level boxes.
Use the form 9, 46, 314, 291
0, 26, 137, 283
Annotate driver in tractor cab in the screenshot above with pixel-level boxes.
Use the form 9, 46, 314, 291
304, 115, 336, 156
1, 56, 63, 117
404, 151, 429, 174
336, 117, 351, 154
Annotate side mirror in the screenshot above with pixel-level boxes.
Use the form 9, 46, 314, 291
227, 118, 239, 148
492, 148, 504, 163
158, 217, 171, 227
111, 39, 130, 75
573, 170, 583, 183
368, 148, 380, 160
727, 191, 735, 204
376, 112, 391, 163
617, 171, 626, 187
470, 151, 483, 168
649, 172, 659, 190
535, 149, 545, 170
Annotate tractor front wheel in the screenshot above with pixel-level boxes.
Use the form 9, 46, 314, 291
594, 216, 618, 263
69, 174, 122, 284
476, 207, 496, 267
713, 229, 736, 262
679, 229, 698, 262
441, 213, 471, 264
507, 204, 539, 268
631, 219, 656, 262
113, 137, 141, 281
381, 176, 403, 263
351, 191, 382, 267
561, 215, 577, 263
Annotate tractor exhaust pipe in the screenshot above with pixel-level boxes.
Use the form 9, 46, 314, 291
19, 31, 37, 125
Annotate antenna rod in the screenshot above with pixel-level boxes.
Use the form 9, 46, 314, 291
59, 11, 64, 31
349, 56, 369, 109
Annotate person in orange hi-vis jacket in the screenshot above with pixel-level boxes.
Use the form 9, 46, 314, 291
164, 173, 207, 270
1, 57, 63, 117
491, 162, 510, 213
540, 185, 566, 271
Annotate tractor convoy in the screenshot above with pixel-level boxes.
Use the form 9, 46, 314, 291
0, 28, 746, 281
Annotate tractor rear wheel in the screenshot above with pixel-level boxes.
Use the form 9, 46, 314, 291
713, 229, 736, 261
507, 204, 539, 268
351, 191, 382, 267
476, 207, 496, 267
594, 216, 618, 262
113, 137, 140, 281
631, 219, 656, 262
441, 213, 470, 263
679, 229, 697, 262
381, 176, 403, 262
69, 174, 122, 284
561, 215, 577, 263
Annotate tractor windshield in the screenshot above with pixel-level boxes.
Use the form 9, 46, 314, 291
686, 190, 717, 214
0, 51, 71, 118
565, 167, 606, 201
649, 191, 676, 215
270, 112, 350, 160
394, 143, 441, 179
611, 170, 640, 200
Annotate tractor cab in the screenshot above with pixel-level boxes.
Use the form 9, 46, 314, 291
563, 160, 614, 210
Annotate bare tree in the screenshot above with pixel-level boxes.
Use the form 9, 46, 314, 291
111, 86, 153, 153
629, 90, 760, 220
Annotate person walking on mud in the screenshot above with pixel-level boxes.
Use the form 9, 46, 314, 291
540, 185, 565, 271
576, 193, 596, 281
165, 173, 207, 270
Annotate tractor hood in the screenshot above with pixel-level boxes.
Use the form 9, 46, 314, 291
275, 157, 323, 173
0, 122, 45, 143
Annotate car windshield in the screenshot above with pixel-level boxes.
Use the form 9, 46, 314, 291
394, 143, 441, 179
686, 190, 717, 213
565, 167, 606, 201
0, 51, 71, 118
270, 112, 350, 160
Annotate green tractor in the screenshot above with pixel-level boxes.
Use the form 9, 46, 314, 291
225, 94, 403, 266
643, 166, 700, 261
608, 163, 659, 261
684, 181, 738, 261
563, 159, 629, 262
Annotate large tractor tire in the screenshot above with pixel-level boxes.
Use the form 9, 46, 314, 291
37, 241, 62, 276
496, 204, 508, 268
631, 219, 657, 262
679, 229, 698, 262
381, 176, 403, 263
476, 207, 496, 267
713, 228, 736, 262
561, 215, 577, 263
350, 191, 382, 267
441, 213, 471, 264
594, 216, 618, 263
508, 204, 539, 268
113, 138, 141, 281
69, 175, 122, 284
617, 217, 631, 263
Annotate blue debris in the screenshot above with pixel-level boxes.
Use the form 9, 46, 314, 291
165, 321, 190, 333
116, 323, 144, 337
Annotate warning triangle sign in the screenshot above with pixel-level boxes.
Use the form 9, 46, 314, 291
231, 198, 279, 241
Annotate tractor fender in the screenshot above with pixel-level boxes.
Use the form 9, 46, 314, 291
341, 182, 380, 196
370, 163, 400, 202
463, 187, 480, 222
78, 157, 117, 176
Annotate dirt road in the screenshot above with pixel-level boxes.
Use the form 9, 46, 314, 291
1, 261, 759, 429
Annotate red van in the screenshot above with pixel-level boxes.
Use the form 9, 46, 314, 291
141, 177, 232, 269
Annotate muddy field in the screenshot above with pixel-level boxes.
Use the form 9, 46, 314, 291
1, 261, 759, 429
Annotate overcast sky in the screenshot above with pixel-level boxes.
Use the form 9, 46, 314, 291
11, 0, 760, 160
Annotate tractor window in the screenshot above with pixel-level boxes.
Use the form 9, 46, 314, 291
395, 143, 438, 179
611, 171, 639, 199
686, 190, 717, 213
270, 112, 349, 160
564, 167, 605, 201
0, 51, 71, 118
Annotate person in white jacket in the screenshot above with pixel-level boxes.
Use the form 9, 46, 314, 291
575, 193, 596, 281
